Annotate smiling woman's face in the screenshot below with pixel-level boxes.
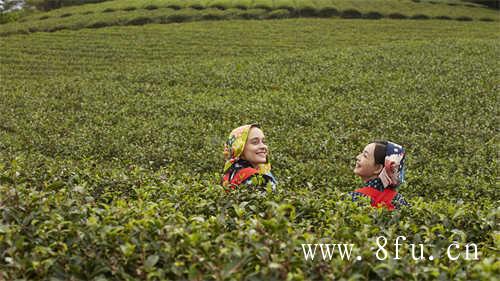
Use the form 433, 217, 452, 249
354, 143, 383, 181
241, 127, 268, 168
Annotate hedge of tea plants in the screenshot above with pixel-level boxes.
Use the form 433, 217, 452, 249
0, 0, 498, 36
0, 19, 498, 280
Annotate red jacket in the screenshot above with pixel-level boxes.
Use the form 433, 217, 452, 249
353, 186, 397, 211
222, 167, 259, 190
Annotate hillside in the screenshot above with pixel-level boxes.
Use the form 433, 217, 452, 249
0, 0, 498, 35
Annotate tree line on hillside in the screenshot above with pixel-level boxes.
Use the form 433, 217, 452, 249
465, 0, 499, 9
0, 0, 110, 13
29, 0, 111, 11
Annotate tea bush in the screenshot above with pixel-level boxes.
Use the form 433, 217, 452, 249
1, 0, 498, 36
0, 19, 498, 280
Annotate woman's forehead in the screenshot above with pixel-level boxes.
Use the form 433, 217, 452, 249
248, 127, 265, 138
364, 143, 376, 153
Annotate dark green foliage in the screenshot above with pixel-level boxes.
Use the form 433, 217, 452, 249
388, 12, 408, 19
317, 7, 338, 17
435, 15, 452, 20
410, 14, 429, 19
0, 10, 23, 24
144, 5, 159, 10
86, 20, 109, 28
210, 3, 227, 10
456, 15, 473, 21
297, 7, 317, 17
166, 11, 194, 23
463, 0, 499, 9
126, 16, 153, 25
166, 4, 182, 10
340, 8, 362, 18
234, 3, 248, 10
363, 11, 383, 19
46, 24, 67, 31
26, 0, 111, 11
189, 3, 204, 10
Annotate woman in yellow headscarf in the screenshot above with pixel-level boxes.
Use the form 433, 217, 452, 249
222, 124, 277, 191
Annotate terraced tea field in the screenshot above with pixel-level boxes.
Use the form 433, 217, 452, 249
1, 0, 498, 35
0, 6, 498, 281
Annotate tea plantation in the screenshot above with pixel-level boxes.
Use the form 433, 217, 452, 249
0, 3, 498, 281
1, 0, 498, 35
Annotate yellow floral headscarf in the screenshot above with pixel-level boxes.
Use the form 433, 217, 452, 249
223, 124, 271, 175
